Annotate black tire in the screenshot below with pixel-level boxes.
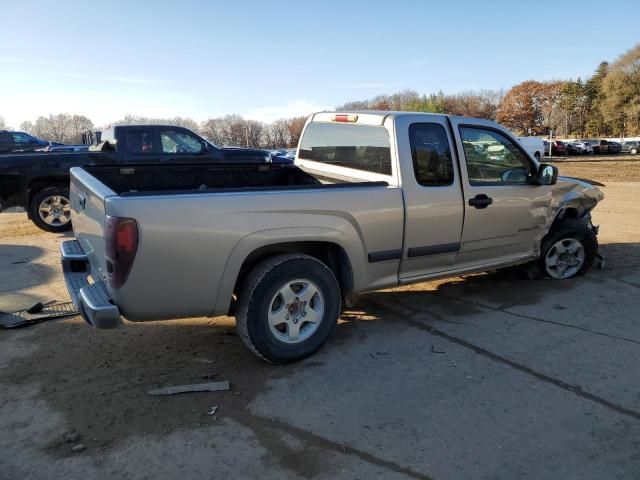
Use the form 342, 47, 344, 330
529, 217, 598, 280
236, 254, 341, 364
29, 187, 72, 233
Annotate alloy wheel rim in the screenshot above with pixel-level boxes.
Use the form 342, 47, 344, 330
38, 195, 71, 226
545, 238, 585, 279
267, 279, 324, 344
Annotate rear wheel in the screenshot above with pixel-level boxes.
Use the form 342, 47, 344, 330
235, 254, 341, 364
631, 148, 638, 155
29, 187, 72, 233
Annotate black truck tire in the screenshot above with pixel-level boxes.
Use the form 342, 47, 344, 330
528, 218, 598, 280
29, 187, 73, 233
235, 254, 341, 364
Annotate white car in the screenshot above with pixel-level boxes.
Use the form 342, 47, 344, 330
570, 142, 593, 154
518, 137, 545, 160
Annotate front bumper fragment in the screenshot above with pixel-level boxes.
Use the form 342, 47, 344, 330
61, 240, 122, 329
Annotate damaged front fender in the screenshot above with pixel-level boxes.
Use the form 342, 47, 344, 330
548, 176, 604, 227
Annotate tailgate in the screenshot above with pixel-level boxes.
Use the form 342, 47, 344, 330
69, 167, 116, 280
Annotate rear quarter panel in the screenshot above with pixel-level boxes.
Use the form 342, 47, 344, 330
105, 186, 404, 321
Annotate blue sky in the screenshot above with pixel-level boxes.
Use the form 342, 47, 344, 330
1, 0, 638, 128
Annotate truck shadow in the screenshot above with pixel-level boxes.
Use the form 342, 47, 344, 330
341, 240, 640, 332
0, 244, 56, 295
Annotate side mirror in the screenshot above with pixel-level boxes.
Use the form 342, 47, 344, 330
537, 163, 558, 185
200, 141, 209, 154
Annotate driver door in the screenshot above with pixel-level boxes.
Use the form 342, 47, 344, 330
451, 121, 552, 268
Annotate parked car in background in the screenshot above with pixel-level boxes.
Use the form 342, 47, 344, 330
518, 136, 544, 160
607, 141, 621, 154
0, 124, 286, 232
570, 141, 593, 155
0, 130, 61, 153
621, 141, 640, 155
583, 139, 607, 154
551, 141, 568, 156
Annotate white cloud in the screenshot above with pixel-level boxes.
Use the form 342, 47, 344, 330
244, 100, 329, 123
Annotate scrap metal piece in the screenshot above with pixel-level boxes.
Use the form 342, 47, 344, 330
147, 381, 230, 396
0, 301, 78, 329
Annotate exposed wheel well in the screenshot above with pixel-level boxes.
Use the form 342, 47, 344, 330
550, 207, 581, 231
234, 242, 354, 303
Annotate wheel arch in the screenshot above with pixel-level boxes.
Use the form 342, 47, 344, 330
212, 229, 363, 317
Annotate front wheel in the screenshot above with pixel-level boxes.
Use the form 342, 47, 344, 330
535, 219, 598, 279
235, 254, 341, 363
29, 187, 72, 233
631, 148, 638, 155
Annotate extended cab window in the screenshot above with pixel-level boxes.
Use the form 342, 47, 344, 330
460, 127, 532, 185
127, 131, 155, 155
298, 122, 392, 175
409, 123, 454, 186
161, 130, 203, 154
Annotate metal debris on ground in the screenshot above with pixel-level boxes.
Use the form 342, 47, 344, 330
64, 431, 79, 443
0, 301, 78, 329
207, 406, 219, 416
147, 381, 230, 396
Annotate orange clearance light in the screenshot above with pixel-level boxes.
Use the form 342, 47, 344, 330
333, 114, 358, 123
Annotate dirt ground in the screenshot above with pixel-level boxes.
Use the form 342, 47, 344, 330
553, 154, 640, 183
1, 168, 640, 479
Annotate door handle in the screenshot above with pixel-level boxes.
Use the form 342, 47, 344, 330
78, 193, 86, 210
468, 194, 493, 209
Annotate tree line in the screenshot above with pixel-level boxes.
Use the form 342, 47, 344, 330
2, 43, 638, 145
337, 43, 640, 138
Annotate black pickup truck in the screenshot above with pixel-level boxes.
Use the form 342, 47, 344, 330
0, 124, 282, 232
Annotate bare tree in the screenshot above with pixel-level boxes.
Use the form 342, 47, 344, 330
200, 117, 225, 145
0, 115, 8, 130
20, 120, 34, 133
26, 114, 94, 143
244, 120, 264, 148
287, 116, 307, 148
263, 119, 290, 148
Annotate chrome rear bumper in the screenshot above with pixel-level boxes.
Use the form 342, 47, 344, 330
61, 240, 122, 329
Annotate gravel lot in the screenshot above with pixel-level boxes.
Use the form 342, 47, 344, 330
1, 159, 639, 479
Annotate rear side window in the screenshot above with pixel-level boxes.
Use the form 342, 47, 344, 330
409, 123, 454, 186
12, 132, 32, 144
127, 131, 155, 155
298, 123, 392, 175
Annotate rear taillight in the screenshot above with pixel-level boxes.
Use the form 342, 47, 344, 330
105, 215, 138, 289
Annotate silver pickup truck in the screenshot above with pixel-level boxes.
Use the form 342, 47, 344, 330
61, 111, 603, 363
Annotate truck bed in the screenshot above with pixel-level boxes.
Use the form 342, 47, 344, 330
68, 162, 402, 323
83, 163, 386, 195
